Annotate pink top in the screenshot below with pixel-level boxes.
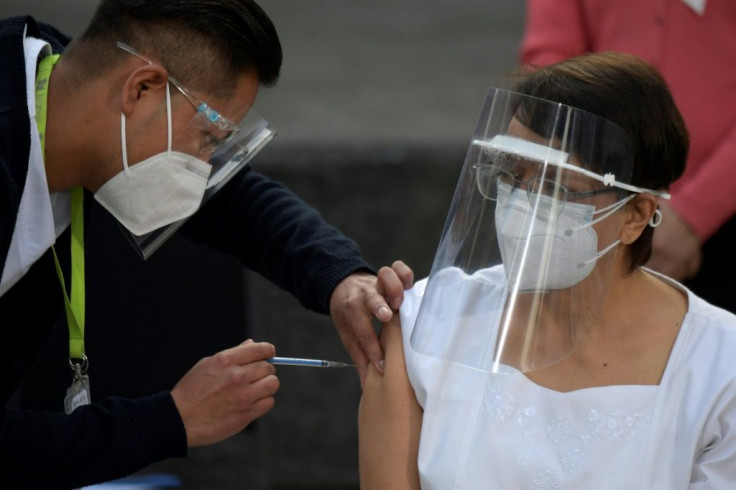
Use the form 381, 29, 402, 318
520, 0, 736, 241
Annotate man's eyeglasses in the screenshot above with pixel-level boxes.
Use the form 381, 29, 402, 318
115, 41, 240, 139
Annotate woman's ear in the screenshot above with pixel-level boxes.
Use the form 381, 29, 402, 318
620, 193, 658, 244
120, 64, 169, 118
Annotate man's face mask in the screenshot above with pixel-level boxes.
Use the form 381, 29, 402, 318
94, 84, 212, 236
94, 41, 252, 237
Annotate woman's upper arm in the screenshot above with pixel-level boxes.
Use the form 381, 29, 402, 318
358, 316, 422, 490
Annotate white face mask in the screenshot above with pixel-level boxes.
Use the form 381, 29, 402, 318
95, 85, 212, 236
495, 183, 633, 291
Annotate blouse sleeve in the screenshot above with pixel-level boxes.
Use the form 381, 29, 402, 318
689, 382, 736, 487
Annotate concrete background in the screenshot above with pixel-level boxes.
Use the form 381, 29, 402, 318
0, 1, 526, 488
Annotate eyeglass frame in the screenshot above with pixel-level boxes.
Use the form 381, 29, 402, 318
473, 162, 625, 205
115, 41, 240, 135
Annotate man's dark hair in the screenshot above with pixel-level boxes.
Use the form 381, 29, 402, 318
507, 51, 689, 273
67, 0, 282, 92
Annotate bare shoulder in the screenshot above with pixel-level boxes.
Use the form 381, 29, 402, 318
361, 315, 414, 411
359, 316, 422, 490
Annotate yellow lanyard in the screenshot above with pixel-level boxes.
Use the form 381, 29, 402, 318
35, 54, 87, 364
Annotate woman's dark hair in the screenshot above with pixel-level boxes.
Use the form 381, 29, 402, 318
67, 0, 282, 92
508, 52, 689, 273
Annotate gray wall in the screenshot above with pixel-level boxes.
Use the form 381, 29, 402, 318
0, 1, 525, 488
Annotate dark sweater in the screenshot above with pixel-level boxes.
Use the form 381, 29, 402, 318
0, 16, 371, 488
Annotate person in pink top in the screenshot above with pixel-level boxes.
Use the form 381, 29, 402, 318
520, 0, 736, 313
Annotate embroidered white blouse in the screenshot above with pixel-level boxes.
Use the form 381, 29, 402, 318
400, 267, 736, 489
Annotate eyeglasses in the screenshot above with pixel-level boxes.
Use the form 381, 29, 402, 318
115, 41, 240, 151
474, 162, 622, 207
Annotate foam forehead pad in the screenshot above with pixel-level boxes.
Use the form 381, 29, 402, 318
473, 134, 570, 166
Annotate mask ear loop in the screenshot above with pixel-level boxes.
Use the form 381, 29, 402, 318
119, 84, 173, 175
565, 194, 636, 236
580, 238, 621, 267
579, 199, 662, 267
649, 208, 663, 228
120, 112, 131, 177
165, 83, 173, 157
577, 197, 634, 266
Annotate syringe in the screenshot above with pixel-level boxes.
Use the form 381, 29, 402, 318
267, 356, 354, 368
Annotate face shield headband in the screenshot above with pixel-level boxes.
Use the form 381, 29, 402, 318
410, 88, 669, 374
473, 135, 671, 199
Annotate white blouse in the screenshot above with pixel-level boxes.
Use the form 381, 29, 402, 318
401, 268, 736, 489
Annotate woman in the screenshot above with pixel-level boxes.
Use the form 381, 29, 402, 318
359, 52, 736, 489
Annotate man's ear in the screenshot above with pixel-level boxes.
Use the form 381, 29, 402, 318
120, 64, 169, 118
620, 194, 658, 245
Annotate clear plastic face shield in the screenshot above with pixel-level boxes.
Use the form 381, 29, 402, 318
410, 88, 668, 373
113, 42, 276, 258
128, 109, 274, 259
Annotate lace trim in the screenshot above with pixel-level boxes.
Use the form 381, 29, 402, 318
483, 376, 653, 487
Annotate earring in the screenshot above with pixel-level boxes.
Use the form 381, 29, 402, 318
649, 208, 663, 228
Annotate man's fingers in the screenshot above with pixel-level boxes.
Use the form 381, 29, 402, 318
248, 373, 280, 398
171, 349, 281, 448
392, 260, 414, 289
377, 266, 405, 311
236, 375, 279, 420
340, 326, 381, 382
217, 341, 276, 367
242, 376, 280, 423
354, 323, 384, 374
341, 329, 371, 366
367, 287, 393, 323
329, 265, 415, 384
243, 389, 278, 420
238, 360, 277, 384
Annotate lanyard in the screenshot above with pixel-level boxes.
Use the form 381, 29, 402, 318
35, 53, 87, 365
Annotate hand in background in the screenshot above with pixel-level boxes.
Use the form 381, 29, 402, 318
329, 260, 414, 385
646, 201, 702, 281
171, 340, 279, 447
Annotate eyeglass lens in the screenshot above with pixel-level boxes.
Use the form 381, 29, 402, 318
475, 164, 567, 201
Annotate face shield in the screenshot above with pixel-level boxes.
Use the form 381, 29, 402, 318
410, 88, 666, 373
111, 42, 276, 259
125, 108, 275, 259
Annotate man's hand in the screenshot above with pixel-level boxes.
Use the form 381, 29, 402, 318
329, 260, 414, 385
646, 201, 702, 281
171, 340, 279, 447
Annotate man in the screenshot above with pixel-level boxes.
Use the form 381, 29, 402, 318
0, 0, 410, 486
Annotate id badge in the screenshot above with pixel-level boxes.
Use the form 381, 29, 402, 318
64, 374, 91, 414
